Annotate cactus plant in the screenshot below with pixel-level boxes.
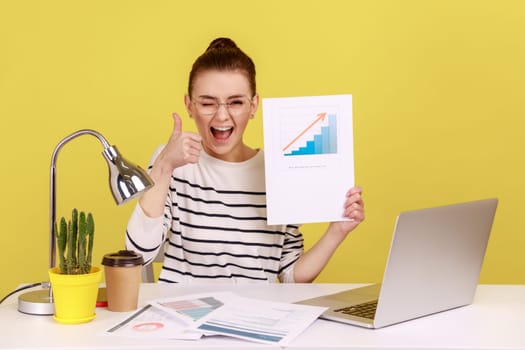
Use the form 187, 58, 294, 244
55, 208, 95, 275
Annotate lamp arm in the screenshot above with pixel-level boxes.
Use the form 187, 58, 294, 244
17, 128, 152, 315
49, 129, 112, 270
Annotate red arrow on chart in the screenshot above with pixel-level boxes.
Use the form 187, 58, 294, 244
282, 113, 327, 152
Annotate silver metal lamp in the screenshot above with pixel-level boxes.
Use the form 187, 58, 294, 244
18, 129, 154, 315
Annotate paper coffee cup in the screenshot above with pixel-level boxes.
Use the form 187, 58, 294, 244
102, 250, 144, 312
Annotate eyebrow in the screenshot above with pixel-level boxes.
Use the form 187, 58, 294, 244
196, 94, 247, 100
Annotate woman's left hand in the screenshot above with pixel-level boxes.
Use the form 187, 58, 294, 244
329, 186, 365, 238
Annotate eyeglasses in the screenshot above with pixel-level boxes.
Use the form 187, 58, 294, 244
192, 96, 253, 117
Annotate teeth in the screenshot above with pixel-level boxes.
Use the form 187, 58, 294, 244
213, 127, 232, 131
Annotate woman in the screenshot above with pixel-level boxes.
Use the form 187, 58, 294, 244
126, 37, 365, 283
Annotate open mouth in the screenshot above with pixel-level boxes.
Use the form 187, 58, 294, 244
211, 126, 234, 141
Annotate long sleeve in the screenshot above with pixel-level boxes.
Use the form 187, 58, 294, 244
278, 224, 304, 283
125, 204, 168, 265
125, 146, 171, 265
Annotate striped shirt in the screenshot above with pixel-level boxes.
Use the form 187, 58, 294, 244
126, 147, 304, 283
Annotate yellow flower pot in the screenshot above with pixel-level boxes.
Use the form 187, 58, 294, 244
48, 266, 102, 324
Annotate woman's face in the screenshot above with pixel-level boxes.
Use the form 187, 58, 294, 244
185, 70, 259, 162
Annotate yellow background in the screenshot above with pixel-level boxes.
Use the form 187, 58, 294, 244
1, 0, 524, 298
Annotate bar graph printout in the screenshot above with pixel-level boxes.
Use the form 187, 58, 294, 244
262, 95, 354, 225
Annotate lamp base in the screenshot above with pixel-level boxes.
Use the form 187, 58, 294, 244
18, 289, 54, 315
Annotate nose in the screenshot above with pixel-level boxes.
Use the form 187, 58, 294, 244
214, 103, 230, 120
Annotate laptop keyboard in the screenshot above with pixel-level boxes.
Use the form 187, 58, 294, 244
334, 300, 378, 319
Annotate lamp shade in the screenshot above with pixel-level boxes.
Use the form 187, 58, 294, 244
102, 145, 154, 205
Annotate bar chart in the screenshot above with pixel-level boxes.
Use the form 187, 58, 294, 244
282, 113, 338, 156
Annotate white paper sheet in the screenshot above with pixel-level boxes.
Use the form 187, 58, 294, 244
262, 94, 354, 225
192, 293, 327, 346
104, 304, 202, 340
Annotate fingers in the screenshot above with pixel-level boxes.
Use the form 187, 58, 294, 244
172, 112, 202, 143
181, 135, 202, 164
343, 186, 365, 222
346, 186, 362, 198
172, 112, 182, 134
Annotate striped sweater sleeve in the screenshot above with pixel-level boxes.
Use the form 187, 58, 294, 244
125, 204, 166, 265
278, 224, 304, 282
125, 146, 170, 265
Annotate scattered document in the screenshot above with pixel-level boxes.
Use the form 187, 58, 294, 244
104, 304, 202, 340
192, 293, 327, 346
262, 94, 354, 225
146, 292, 326, 346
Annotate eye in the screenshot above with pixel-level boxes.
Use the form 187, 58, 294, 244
228, 99, 245, 106
197, 100, 217, 107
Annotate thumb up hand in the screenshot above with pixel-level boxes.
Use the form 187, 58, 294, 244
161, 113, 202, 170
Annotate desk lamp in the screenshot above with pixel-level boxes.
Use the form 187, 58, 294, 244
17, 129, 154, 315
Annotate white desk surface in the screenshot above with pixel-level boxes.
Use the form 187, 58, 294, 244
0, 283, 524, 350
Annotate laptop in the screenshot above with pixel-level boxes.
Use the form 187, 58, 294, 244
297, 198, 498, 329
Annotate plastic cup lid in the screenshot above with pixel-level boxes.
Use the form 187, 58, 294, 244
102, 250, 144, 267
